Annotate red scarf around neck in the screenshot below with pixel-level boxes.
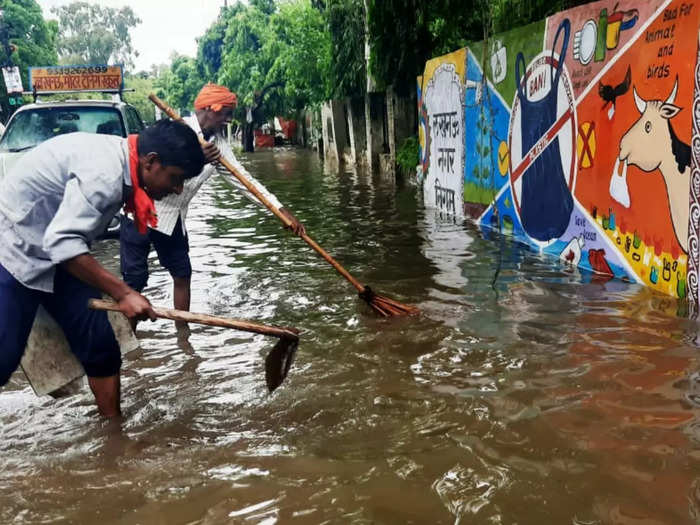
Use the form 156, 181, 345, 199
124, 134, 158, 234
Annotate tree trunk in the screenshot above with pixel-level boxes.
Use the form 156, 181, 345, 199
243, 122, 255, 152
242, 83, 283, 153
301, 110, 308, 148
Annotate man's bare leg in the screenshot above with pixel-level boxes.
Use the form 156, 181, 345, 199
128, 276, 190, 332
173, 276, 191, 311
88, 375, 121, 418
173, 276, 191, 330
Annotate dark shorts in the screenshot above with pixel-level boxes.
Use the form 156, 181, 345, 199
0, 263, 121, 386
119, 215, 192, 292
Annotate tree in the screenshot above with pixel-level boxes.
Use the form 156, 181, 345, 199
0, 0, 58, 120
154, 53, 204, 114
216, 4, 274, 108
214, 0, 331, 111
366, 0, 479, 96
197, 4, 244, 81
123, 73, 156, 123
214, 2, 278, 151
211, 0, 331, 150
265, 0, 331, 108
250, 0, 276, 15
52, 1, 141, 68
325, 0, 365, 99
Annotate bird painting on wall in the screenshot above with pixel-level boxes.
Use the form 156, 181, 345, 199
598, 65, 631, 119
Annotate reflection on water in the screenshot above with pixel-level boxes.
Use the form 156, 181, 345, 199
1, 148, 700, 524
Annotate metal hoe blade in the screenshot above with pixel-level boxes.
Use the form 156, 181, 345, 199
265, 337, 299, 392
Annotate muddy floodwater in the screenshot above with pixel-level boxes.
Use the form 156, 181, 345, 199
2, 148, 700, 524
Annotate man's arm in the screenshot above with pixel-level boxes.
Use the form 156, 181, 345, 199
62, 254, 156, 320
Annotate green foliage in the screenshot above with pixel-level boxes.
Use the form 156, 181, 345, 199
155, 0, 595, 131
123, 74, 156, 123
325, 0, 365, 98
213, 0, 330, 120
197, 5, 244, 80
490, 0, 591, 33
251, 0, 277, 15
366, 0, 480, 96
0, 0, 58, 120
265, 1, 331, 108
154, 53, 204, 113
396, 135, 419, 176
51, 1, 141, 68
216, 4, 274, 108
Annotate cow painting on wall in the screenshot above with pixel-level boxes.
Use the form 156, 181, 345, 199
615, 77, 691, 253
558, 0, 700, 299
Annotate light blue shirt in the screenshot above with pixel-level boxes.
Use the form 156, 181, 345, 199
0, 132, 131, 292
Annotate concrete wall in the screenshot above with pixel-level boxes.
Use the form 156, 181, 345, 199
316, 89, 415, 176
321, 100, 352, 171
365, 92, 386, 172
321, 101, 338, 171
385, 87, 415, 178
322, 98, 371, 171
309, 107, 323, 154
293, 110, 312, 148
347, 97, 368, 171
333, 101, 350, 165
417, 0, 700, 309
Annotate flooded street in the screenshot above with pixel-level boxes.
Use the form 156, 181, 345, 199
2, 148, 700, 524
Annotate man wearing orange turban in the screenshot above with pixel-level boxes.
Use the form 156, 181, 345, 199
120, 83, 305, 322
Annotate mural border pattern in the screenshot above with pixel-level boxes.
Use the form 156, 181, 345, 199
688, 35, 700, 317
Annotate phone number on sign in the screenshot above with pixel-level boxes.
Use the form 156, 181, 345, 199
35, 66, 113, 75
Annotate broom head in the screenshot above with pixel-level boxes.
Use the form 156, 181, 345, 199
359, 286, 419, 317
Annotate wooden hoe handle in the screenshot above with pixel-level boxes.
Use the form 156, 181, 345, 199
89, 298, 299, 340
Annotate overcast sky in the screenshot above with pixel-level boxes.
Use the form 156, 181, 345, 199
38, 0, 227, 71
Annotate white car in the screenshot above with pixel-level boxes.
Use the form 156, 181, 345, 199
0, 99, 145, 238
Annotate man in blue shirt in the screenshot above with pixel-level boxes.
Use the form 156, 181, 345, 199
0, 119, 206, 418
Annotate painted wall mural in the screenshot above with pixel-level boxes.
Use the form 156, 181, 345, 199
420, 49, 467, 217
418, 0, 700, 308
